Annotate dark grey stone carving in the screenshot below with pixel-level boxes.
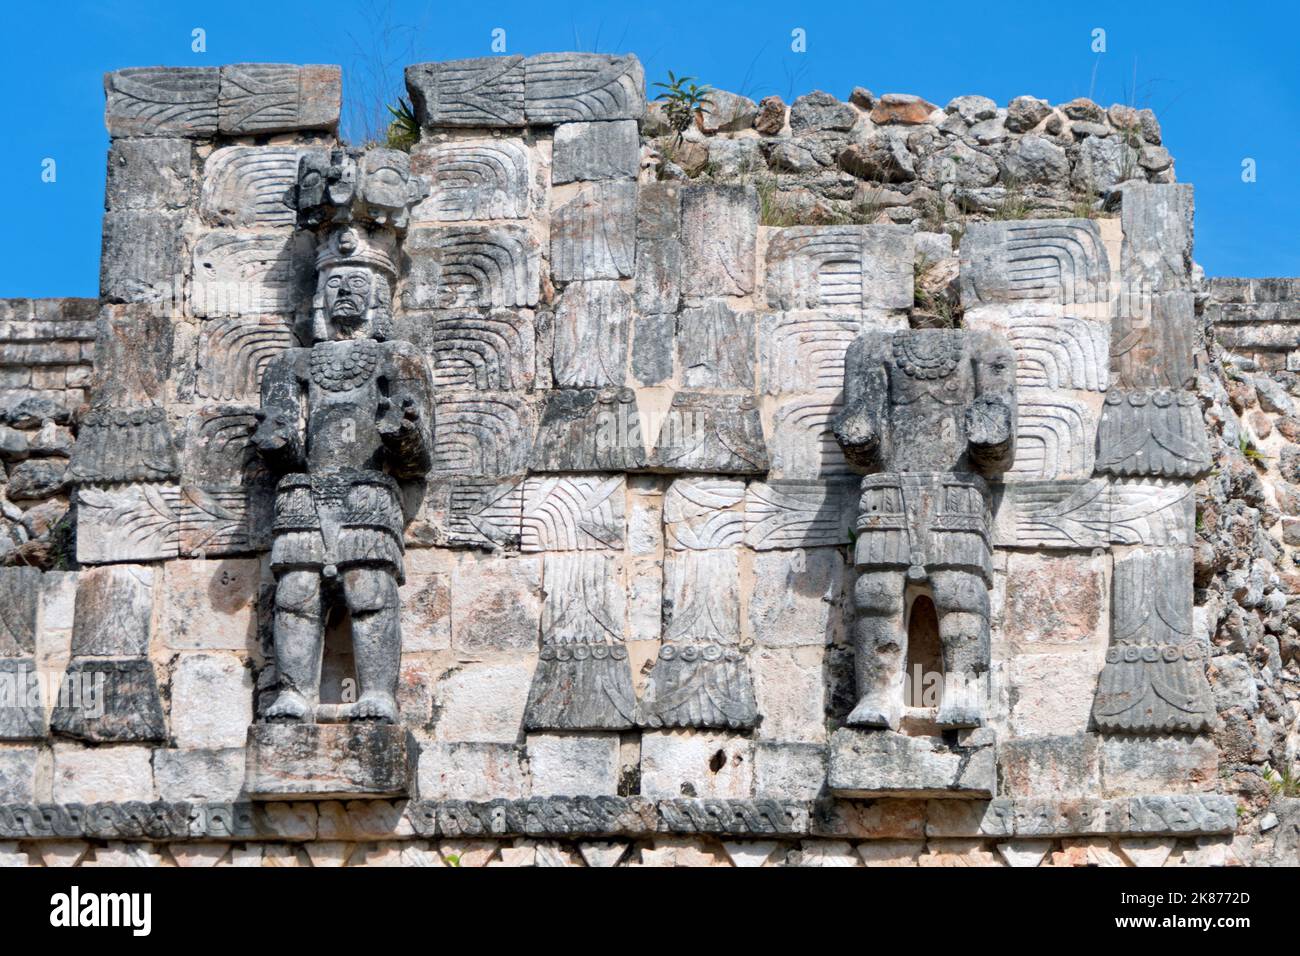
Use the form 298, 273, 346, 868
651, 391, 768, 474
827, 727, 996, 797
244, 724, 416, 798
523, 53, 646, 124
530, 388, 648, 472
0, 568, 40, 656
1095, 389, 1212, 478
251, 148, 433, 731
217, 63, 341, 135
50, 659, 166, 743
68, 407, 179, 483
103, 67, 220, 138
1092, 547, 1215, 734
405, 57, 526, 128
0, 659, 45, 740
833, 329, 1017, 730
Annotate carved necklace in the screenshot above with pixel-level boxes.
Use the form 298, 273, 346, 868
309, 339, 379, 392
892, 331, 962, 380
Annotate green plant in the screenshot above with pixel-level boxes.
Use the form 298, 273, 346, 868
443, 852, 462, 867
1264, 765, 1300, 798
653, 72, 713, 145
991, 177, 1034, 221
384, 96, 419, 152
1239, 433, 1271, 465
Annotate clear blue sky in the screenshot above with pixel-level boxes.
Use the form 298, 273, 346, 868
3, 0, 1296, 297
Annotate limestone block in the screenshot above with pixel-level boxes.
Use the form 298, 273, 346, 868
527, 733, 621, 796
752, 743, 826, 799
103, 66, 220, 137
0, 659, 44, 739
552, 280, 631, 387
637, 181, 681, 239
201, 146, 324, 228
677, 301, 755, 389
743, 479, 856, 550
680, 185, 758, 297
398, 565, 451, 652
195, 315, 296, 403
100, 210, 186, 304
640, 730, 755, 798
960, 220, 1110, 309
191, 230, 316, 317
1120, 183, 1193, 292
417, 476, 524, 550
530, 388, 648, 472
1002, 552, 1107, 651
998, 736, 1102, 798
552, 120, 640, 183
171, 653, 254, 749
632, 313, 676, 384
1116, 837, 1175, 867
431, 391, 538, 477
664, 477, 745, 550
856, 840, 925, 866
50, 659, 166, 742
652, 392, 768, 475
410, 138, 530, 222
159, 558, 260, 652
748, 547, 844, 646
758, 311, 867, 394
550, 182, 637, 281
106, 138, 192, 211
52, 744, 155, 803
416, 742, 528, 800
450, 553, 542, 651
398, 309, 535, 391
431, 654, 534, 742
523, 53, 646, 124
406, 57, 525, 127
180, 405, 265, 487
994, 478, 1195, 549
244, 723, 416, 799
996, 839, 1052, 867
217, 63, 341, 134
768, 393, 853, 479
0, 567, 40, 656
402, 225, 540, 309
962, 309, 1109, 391
634, 239, 682, 317
153, 747, 246, 802
0, 748, 39, 802
751, 647, 826, 743
520, 475, 626, 551
1110, 291, 1197, 389
1099, 736, 1218, 796
70, 565, 155, 656
1007, 652, 1104, 737
1094, 388, 1211, 478
765, 226, 913, 310
828, 729, 995, 798
1008, 390, 1100, 480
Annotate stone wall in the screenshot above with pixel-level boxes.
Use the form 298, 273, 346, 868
0, 55, 1296, 867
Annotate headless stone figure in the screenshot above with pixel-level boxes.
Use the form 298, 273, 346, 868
833, 328, 1016, 730
254, 233, 433, 725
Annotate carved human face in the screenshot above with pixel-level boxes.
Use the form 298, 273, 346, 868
321, 266, 375, 338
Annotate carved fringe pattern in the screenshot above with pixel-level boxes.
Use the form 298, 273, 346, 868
269, 471, 406, 581
1094, 389, 1212, 478
853, 473, 992, 581
1092, 548, 1215, 734
68, 407, 179, 483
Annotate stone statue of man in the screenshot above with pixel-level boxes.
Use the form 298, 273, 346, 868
254, 198, 432, 723
833, 328, 1016, 730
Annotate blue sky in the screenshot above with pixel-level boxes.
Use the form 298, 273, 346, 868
3, 0, 1296, 297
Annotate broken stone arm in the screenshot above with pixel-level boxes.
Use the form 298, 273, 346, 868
833, 331, 889, 469
377, 344, 435, 479
253, 351, 307, 470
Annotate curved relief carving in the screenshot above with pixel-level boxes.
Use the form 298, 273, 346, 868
403, 226, 540, 309
413, 140, 529, 221
202, 147, 318, 228
432, 393, 537, 477
197, 316, 297, 402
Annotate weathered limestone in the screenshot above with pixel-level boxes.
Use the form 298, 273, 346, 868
960, 220, 1110, 309
828, 729, 996, 798
245, 724, 416, 798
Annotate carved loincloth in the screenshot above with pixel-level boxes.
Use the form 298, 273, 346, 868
853, 472, 992, 582
270, 470, 406, 582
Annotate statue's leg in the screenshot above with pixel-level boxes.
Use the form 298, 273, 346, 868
847, 569, 905, 730
342, 566, 401, 723
265, 569, 323, 721
930, 569, 990, 728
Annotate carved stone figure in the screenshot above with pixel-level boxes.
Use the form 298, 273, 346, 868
253, 149, 432, 725
833, 328, 1017, 729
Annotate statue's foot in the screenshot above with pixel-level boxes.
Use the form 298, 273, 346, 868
265, 690, 311, 722
936, 683, 985, 729
845, 695, 900, 731
348, 694, 397, 723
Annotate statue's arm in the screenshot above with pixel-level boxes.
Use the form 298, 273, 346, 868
378, 343, 435, 479
833, 331, 889, 469
965, 331, 1017, 473
253, 351, 306, 470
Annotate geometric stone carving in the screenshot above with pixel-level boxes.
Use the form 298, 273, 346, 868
201, 147, 322, 228
960, 220, 1111, 308
552, 280, 631, 387
765, 225, 913, 311
641, 549, 758, 730
1007, 392, 1097, 481
967, 314, 1110, 391
1092, 547, 1215, 734
104, 67, 220, 137
217, 64, 341, 135
530, 389, 648, 473
405, 57, 526, 128
550, 183, 637, 281
0, 659, 45, 740
196, 316, 297, 403
520, 475, 627, 552
439, 477, 525, 549
827, 727, 996, 798
68, 407, 180, 484
411, 139, 530, 221
552, 120, 640, 183
181, 406, 266, 487
176, 485, 273, 557
0, 568, 41, 657
50, 659, 167, 743
70, 566, 154, 657
758, 311, 865, 394
76, 484, 183, 563
191, 231, 316, 318
1110, 292, 1197, 390
677, 301, 755, 390
1120, 183, 1193, 293
523, 53, 646, 124
743, 479, 855, 550
680, 185, 758, 297
402, 226, 540, 309
651, 392, 768, 475
432, 392, 538, 478
1094, 389, 1212, 478
996, 478, 1195, 549
664, 478, 745, 550
523, 552, 638, 731
769, 394, 853, 479
244, 724, 416, 799
401, 310, 535, 391
1106, 480, 1196, 547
